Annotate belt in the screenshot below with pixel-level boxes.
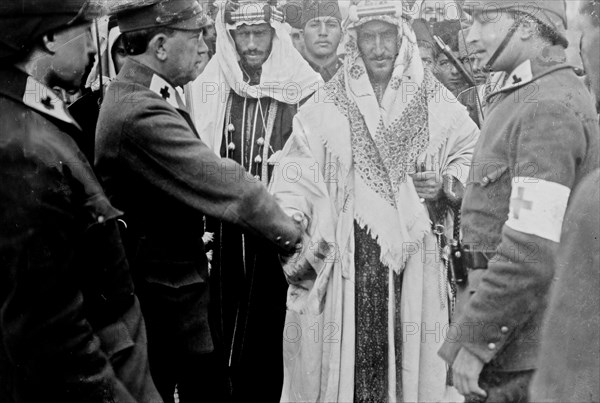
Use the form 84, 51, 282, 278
463, 248, 496, 271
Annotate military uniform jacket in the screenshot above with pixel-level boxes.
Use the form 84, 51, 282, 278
95, 59, 301, 353
0, 67, 159, 403
438, 47, 600, 372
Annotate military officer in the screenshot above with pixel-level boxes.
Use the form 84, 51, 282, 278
0, 1, 162, 402
95, 1, 304, 402
438, 1, 600, 402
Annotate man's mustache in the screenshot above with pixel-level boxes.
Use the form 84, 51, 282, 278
242, 51, 265, 57
368, 56, 394, 62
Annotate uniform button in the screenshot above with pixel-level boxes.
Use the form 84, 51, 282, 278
276, 236, 282, 242
488, 343, 496, 350
501, 326, 509, 334
482, 177, 490, 184
97, 215, 105, 224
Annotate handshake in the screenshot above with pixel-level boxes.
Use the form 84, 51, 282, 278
280, 211, 317, 287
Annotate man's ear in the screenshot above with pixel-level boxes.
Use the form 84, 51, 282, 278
41, 32, 57, 55
149, 33, 170, 61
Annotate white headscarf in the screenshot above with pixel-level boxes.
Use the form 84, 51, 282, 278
191, 1, 322, 153
336, 2, 435, 272
318, 0, 472, 272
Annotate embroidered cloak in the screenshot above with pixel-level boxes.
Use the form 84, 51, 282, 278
270, 11, 479, 402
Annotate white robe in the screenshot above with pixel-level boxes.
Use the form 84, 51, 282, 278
270, 79, 479, 403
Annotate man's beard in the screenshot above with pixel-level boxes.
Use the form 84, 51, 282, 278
239, 52, 268, 85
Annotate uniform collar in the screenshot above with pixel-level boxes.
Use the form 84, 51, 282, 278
117, 59, 187, 110
0, 67, 80, 128
487, 45, 573, 99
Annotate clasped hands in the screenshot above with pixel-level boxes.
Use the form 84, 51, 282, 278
280, 212, 315, 286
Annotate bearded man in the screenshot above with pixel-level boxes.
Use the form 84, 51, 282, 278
269, 1, 479, 401
190, 1, 321, 400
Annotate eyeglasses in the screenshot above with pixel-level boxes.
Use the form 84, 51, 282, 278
170, 27, 208, 42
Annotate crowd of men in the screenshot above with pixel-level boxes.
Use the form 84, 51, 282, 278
0, 0, 598, 403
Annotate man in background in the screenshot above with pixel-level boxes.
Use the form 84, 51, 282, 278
284, 0, 343, 82
190, 1, 321, 400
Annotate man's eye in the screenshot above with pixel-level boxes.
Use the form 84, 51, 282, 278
382, 31, 396, 41
362, 33, 375, 42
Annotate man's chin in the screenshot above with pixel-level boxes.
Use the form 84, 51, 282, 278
243, 56, 266, 69
367, 65, 393, 82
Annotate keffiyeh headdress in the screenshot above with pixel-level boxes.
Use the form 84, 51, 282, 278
330, 0, 438, 272
191, 0, 322, 153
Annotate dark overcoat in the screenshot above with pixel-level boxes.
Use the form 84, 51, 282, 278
529, 169, 600, 402
0, 67, 160, 403
95, 59, 300, 372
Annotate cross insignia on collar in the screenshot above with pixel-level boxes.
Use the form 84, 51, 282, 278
160, 86, 171, 100
41, 96, 54, 109
511, 74, 522, 85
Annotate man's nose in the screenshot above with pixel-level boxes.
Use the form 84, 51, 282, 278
85, 30, 97, 56
247, 34, 258, 50
374, 35, 385, 55
198, 37, 209, 54
318, 22, 327, 36
466, 22, 479, 45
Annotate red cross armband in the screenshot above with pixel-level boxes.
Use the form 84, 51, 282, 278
505, 178, 571, 243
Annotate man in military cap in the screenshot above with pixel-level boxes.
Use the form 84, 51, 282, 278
283, 0, 343, 82
95, 1, 305, 402
438, 1, 600, 401
0, 1, 162, 402
189, 1, 321, 400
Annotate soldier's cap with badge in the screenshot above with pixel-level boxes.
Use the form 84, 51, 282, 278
0, 0, 105, 62
113, 0, 211, 33
282, 0, 342, 30
462, 0, 568, 47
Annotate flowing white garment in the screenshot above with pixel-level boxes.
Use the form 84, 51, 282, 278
190, 5, 322, 154
269, 13, 479, 400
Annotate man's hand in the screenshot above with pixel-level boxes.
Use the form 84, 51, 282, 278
280, 212, 312, 280
410, 171, 444, 201
452, 347, 487, 399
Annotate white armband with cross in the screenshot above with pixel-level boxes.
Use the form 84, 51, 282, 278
505, 177, 571, 243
